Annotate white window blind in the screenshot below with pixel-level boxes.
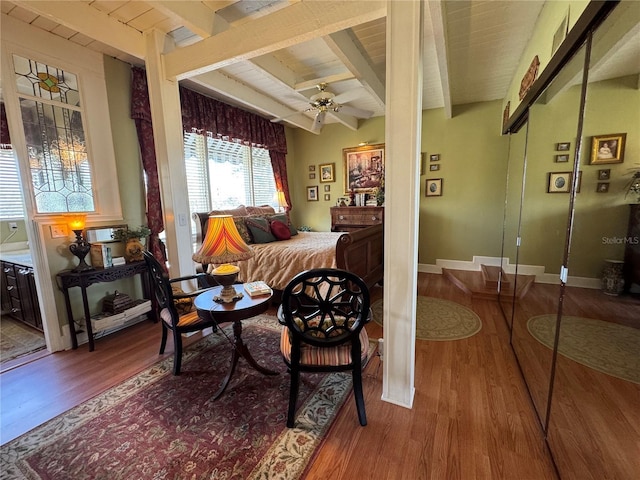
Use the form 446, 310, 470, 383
0, 148, 25, 219
184, 132, 277, 215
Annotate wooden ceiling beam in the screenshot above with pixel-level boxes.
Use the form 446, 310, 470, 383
11, 0, 145, 60
427, 0, 452, 118
323, 30, 385, 109
147, 1, 221, 39
164, 1, 386, 80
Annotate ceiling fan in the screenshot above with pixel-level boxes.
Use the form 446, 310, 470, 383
274, 83, 374, 133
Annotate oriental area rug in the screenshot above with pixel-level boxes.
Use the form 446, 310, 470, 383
371, 296, 482, 341
527, 315, 640, 384
0, 317, 46, 365
0, 315, 355, 479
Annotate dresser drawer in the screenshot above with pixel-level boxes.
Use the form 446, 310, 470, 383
330, 206, 384, 232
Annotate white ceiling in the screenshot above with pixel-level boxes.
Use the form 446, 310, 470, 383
1, 1, 637, 135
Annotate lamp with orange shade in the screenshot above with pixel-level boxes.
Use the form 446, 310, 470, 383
192, 215, 254, 303
275, 191, 288, 213
67, 213, 93, 272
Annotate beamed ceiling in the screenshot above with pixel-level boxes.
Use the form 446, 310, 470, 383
1, 1, 637, 135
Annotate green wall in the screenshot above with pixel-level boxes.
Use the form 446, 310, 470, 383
0, 220, 28, 244
289, 100, 510, 264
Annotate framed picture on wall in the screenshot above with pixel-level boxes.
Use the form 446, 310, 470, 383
548, 171, 582, 193
555, 154, 569, 163
590, 133, 626, 164
307, 186, 318, 201
343, 143, 385, 194
319, 163, 335, 183
426, 178, 442, 197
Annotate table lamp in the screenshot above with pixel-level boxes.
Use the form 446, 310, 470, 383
67, 213, 93, 272
275, 191, 288, 213
192, 215, 254, 303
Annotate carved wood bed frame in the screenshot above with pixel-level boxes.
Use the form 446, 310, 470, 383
192, 212, 383, 291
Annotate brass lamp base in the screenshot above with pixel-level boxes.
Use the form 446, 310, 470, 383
211, 271, 244, 303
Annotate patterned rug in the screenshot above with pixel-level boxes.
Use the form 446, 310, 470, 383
528, 315, 640, 384
0, 316, 46, 364
0, 315, 358, 479
371, 296, 482, 340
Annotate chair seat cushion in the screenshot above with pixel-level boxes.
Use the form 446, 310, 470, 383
280, 325, 369, 366
160, 308, 204, 327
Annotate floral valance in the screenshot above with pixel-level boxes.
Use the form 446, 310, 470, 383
130, 67, 287, 154
179, 86, 287, 154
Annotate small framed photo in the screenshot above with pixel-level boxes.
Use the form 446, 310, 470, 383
307, 186, 318, 201
426, 178, 442, 197
430, 164, 440, 171
309, 173, 316, 179
547, 171, 582, 193
319, 163, 335, 183
596, 182, 609, 193
324, 193, 331, 201
598, 169, 610, 180
556, 142, 570, 151
308, 165, 315, 172
323, 185, 330, 192
429, 154, 440, 162
555, 154, 570, 163
590, 133, 626, 164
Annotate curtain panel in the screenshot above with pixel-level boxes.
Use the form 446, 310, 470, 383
1, 103, 11, 148
130, 67, 167, 270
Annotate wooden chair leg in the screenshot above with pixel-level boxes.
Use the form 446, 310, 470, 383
287, 368, 300, 428
353, 368, 367, 426
173, 330, 183, 375
159, 322, 168, 354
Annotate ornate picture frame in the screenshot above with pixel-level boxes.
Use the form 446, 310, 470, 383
319, 163, 335, 183
590, 133, 626, 164
342, 143, 385, 194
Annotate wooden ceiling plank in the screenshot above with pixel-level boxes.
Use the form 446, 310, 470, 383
148, 1, 219, 38
294, 72, 355, 92
323, 29, 385, 108
251, 55, 298, 90
192, 70, 317, 133
427, 0, 452, 118
12, 0, 145, 60
164, 1, 386, 80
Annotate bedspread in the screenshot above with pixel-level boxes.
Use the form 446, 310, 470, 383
238, 231, 343, 291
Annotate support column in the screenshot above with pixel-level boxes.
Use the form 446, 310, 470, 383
144, 29, 194, 277
382, 0, 423, 408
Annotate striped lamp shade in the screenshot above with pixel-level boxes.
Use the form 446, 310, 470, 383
192, 215, 254, 265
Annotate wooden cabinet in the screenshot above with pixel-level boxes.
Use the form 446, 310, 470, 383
330, 206, 384, 232
1, 260, 42, 331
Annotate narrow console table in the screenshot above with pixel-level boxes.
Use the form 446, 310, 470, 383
56, 261, 156, 351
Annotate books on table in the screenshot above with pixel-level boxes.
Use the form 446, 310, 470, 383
244, 281, 271, 297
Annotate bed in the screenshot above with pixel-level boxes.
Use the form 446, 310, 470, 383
192, 211, 383, 293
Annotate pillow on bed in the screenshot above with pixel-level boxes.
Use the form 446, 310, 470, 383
246, 205, 275, 215
209, 205, 248, 217
270, 220, 291, 240
245, 216, 276, 243
233, 216, 253, 244
268, 213, 298, 236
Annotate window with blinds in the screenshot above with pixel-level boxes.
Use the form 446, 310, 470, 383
0, 148, 25, 219
184, 131, 277, 216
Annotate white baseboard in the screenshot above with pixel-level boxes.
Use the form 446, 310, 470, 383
418, 256, 601, 289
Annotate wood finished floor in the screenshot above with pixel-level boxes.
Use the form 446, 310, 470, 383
0, 273, 558, 479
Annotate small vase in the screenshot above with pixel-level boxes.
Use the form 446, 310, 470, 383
124, 238, 144, 263
602, 259, 625, 296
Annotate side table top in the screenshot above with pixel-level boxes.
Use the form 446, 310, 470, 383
194, 284, 272, 321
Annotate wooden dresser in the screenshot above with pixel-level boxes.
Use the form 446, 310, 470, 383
330, 206, 384, 232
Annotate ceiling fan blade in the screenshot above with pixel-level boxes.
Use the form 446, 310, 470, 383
311, 111, 326, 134
333, 87, 367, 104
336, 104, 374, 119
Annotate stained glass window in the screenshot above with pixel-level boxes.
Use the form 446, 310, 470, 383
13, 54, 93, 213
